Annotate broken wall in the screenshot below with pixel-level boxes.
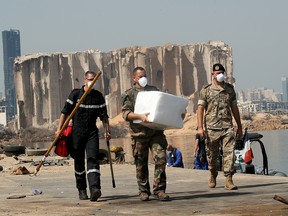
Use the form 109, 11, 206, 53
14, 40, 233, 129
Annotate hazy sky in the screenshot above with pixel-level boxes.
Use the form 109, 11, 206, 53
1, 0, 287, 95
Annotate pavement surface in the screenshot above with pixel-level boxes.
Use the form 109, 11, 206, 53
0, 155, 288, 216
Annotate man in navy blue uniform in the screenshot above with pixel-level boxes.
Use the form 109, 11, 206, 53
193, 133, 208, 170
56, 71, 111, 201
166, 144, 184, 168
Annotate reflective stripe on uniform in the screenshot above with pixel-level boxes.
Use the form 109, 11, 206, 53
87, 169, 100, 174
75, 170, 86, 175
67, 99, 74, 105
79, 103, 106, 109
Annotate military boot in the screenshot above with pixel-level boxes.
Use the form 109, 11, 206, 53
208, 171, 218, 188
153, 191, 170, 201
139, 192, 150, 201
225, 176, 238, 190
90, 188, 102, 201
78, 189, 88, 200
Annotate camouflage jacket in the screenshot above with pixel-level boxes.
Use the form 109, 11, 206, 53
198, 81, 237, 130
121, 84, 164, 138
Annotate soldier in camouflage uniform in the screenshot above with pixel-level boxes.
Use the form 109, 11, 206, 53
121, 66, 170, 201
197, 63, 243, 190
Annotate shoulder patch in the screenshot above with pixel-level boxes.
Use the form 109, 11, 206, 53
125, 87, 133, 94
225, 82, 234, 88
203, 84, 211, 89
121, 88, 133, 102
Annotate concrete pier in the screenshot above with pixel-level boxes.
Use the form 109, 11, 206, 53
0, 156, 288, 215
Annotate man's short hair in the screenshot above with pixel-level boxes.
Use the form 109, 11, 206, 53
85, 71, 96, 77
167, 144, 174, 151
133, 66, 145, 74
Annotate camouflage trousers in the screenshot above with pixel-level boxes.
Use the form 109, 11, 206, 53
132, 134, 168, 194
206, 128, 236, 176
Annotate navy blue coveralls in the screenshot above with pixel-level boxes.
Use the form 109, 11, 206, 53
194, 134, 208, 170
61, 86, 108, 191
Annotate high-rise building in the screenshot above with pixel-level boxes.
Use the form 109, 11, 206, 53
0, 98, 6, 130
2, 29, 21, 124
281, 76, 288, 102
237, 89, 246, 103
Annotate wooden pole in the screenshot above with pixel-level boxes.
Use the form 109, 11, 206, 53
273, 195, 288, 205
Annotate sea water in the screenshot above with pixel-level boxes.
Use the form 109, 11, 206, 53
101, 129, 288, 175
252, 129, 288, 175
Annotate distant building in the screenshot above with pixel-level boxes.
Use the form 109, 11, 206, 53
2, 29, 21, 124
0, 98, 6, 130
281, 76, 288, 102
237, 89, 246, 103
238, 87, 287, 114
238, 100, 288, 115
246, 88, 280, 102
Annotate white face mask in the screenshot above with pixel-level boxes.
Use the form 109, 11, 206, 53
138, 77, 147, 87
216, 73, 225, 82
87, 81, 95, 88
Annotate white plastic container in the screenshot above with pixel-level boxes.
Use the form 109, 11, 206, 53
133, 91, 188, 130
